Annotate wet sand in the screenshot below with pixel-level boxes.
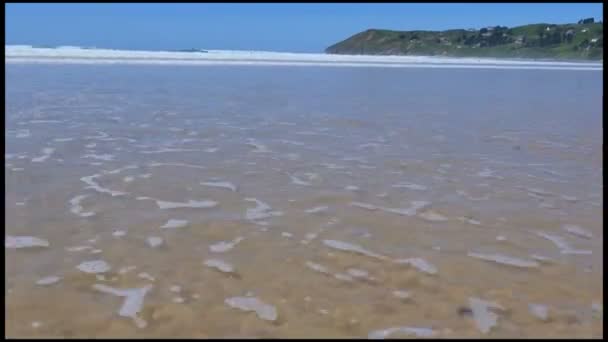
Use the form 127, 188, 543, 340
5, 64, 603, 338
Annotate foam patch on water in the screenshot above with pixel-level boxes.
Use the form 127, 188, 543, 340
561, 224, 592, 239
477, 168, 503, 179
246, 139, 271, 153
146, 236, 163, 248
351, 201, 431, 217
204, 259, 235, 273
147, 161, 207, 170
469, 297, 504, 334
559, 195, 578, 202
83, 153, 115, 161
112, 230, 126, 237
156, 200, 217, 209
368, 326, 436, 339
525, 187, 553, 197
346, 268, 374, 281
394, 258, 438, 275
530, 254, 553, 263
289, 174, 312, 186
458, 217, 481, 225
535, 231, 590, 254
160, 219, 190, 229
68, 194, 95, 217
305, 261, 330, 274
31, 147, 55, 162
418, 210, 448, 222
529, 303, 549, 321
209, 237, 244, 253
392, 183, 428, 191
66, 245, 93, 252
53, 137, 74, 142
138, 272, 155, 281
6, 236, 50, 249
80, 174, 127, 196
201, 181, 237, 192
456, 190, 490, 201
77, 260, 111, 274
26, 119, 61, 124
244, 198, 283, 221
467, 252, 539, 268
103, 165, 139, 175
393, 290, 411, 299
140, 148, 202, 154
320, 163, 346, 170
322, 239, 387, 260
36, 276, 61, 286
92, 283, 152, 328
118, 266, 137, 274
225, 296, 278, 321
16, 129, 30, 138
305, 206, 329, 214
334, 273, 354, 282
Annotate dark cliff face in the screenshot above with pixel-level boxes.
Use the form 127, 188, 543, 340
326, 22, 603, 60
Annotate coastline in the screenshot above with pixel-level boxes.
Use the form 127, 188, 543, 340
5, 45, 602, 70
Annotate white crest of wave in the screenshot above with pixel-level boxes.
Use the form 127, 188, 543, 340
5, 45, 602, 70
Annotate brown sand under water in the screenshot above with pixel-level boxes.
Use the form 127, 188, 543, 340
5, 64, 603, 338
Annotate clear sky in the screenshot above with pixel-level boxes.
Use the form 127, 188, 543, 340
5, 3, 604, 52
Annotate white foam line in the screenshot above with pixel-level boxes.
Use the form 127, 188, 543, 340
31, 147, 55, 162
204, 259, 235, 273
392, 182, 428, 191
535, 231, 591, 255
147, 162, 206, 169
351, 201, 431, 217
305, 206, 329, 214
288, 174, 311, 186
140, 148, 202, 154
6, 236, 50, 249
16, 129, 30, 138
83, 153, 115, 161
322, 239, 387, 260
28, 119, 63, 124
53, 137, 74, 142
6, 45, 601, 68
201, 181, 237, 192
467, 252, 539, 268
244, 198, 283, 221
246, 139, 271, 153
394, 258, 438, 275
209, 237, 244, 253
69, 194, 96, 217
9, 56, 601, 70
80, 174, 127, 196
369, 326, 436, 339
561, 224, 593, 239
156, 200, 217, 209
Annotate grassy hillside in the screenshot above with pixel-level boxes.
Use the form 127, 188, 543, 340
326, 20, 603, 60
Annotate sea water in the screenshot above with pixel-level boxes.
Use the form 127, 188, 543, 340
5, 47, 603, 338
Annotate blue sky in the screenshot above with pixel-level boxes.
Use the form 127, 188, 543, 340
5, 3, 603, 52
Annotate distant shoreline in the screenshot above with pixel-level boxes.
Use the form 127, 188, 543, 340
5, 45, 602, 70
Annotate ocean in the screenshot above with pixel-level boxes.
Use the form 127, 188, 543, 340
5, 46, 603, 338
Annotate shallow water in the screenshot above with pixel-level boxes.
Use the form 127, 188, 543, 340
5, 64, 603, 338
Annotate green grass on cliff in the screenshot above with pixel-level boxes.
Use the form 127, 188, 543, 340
326, 21, 603, 60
